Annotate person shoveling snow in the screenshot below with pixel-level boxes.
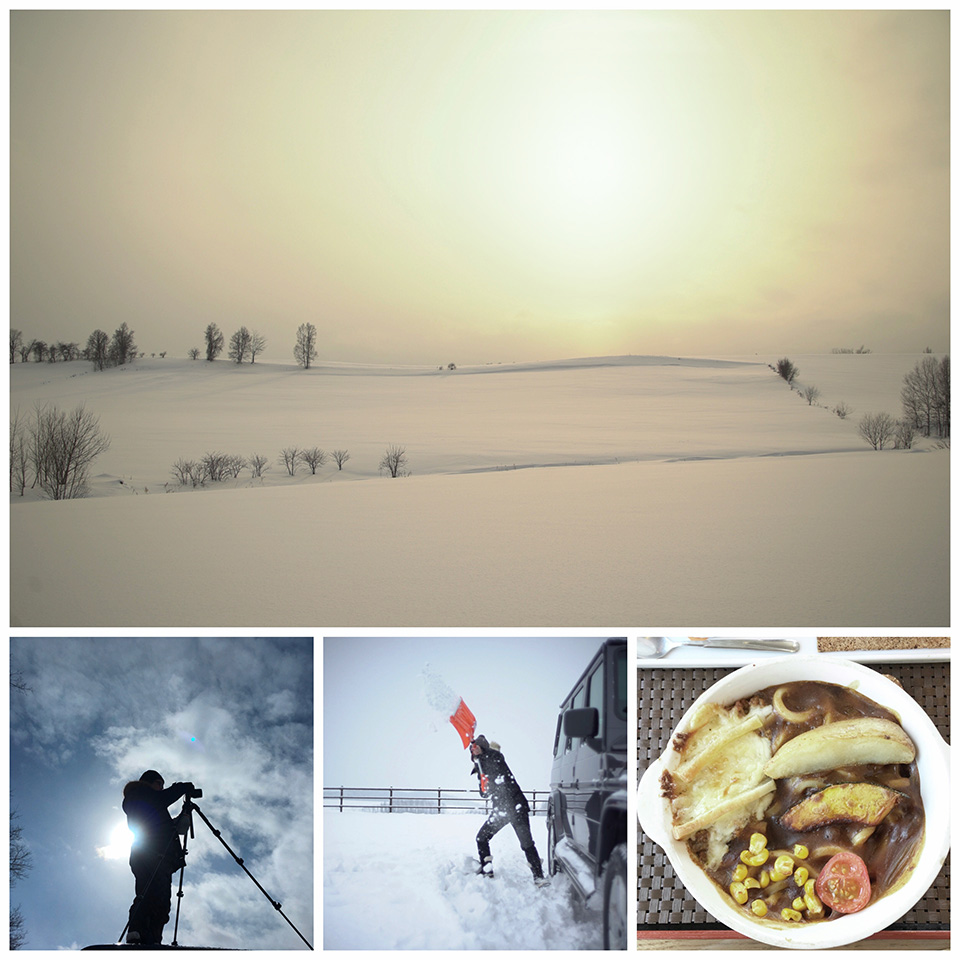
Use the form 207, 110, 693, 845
469, 735, 548, 886
423, 667, 548, 886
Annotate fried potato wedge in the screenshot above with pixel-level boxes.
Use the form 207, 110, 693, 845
781, 782, 901, 831
763, 717, 915, 779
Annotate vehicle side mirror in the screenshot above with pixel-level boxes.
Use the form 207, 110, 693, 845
563, 707, 599, 739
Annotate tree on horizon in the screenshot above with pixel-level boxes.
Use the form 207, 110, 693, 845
205, 323, 224, 361
294, 323, 318, 369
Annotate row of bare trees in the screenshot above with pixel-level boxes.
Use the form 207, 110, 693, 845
10, 404, 111, 499
11, 325, 145, 369
190, 323, 268, 364
189, 322, 318, 368
855, 356, 950, 451
170, 443, 410, 486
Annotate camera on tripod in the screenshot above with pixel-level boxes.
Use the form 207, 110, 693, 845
184, 782, 203, 799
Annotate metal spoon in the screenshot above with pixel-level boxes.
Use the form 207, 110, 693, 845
637, 636, 800, 659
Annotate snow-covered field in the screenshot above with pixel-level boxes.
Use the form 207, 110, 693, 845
10, 353, 948, 626
323, 811, 603, 950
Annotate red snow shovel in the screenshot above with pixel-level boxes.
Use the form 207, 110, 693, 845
449, 698, 477, 749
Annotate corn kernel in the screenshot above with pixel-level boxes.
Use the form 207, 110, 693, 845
748, 832, 768, 853
792, 897, 805, 911
794, 866, 809, 887
803, 879, 823, 916
743, 877, 760, 890
732, 864, 749, 882
751, 899, 768, 918
781, 908, 803, 922
771, 854, 794, 882
793, 844, 809, 860
740, 848, 769, 867
730, 881, 748, 905
759, 870, 770, 888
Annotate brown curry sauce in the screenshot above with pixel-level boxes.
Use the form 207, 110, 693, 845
688, 681, 925, 923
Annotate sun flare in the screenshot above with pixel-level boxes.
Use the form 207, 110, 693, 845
97, 822, 134, 860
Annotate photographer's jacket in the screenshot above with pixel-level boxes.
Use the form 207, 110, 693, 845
471, 748, 529, 814
122, 781, 190, 861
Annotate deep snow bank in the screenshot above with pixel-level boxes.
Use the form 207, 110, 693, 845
323, 811, 602, 949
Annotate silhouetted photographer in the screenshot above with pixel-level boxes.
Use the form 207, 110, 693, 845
121, 770, 197, 945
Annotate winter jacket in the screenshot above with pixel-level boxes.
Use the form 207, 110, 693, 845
122, 780, 190, 862
471, 748, 529, 814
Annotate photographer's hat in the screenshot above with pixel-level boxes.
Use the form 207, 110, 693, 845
140, 769, 163, 783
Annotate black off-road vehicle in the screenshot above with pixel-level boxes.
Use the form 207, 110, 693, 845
547, 637, 628, 949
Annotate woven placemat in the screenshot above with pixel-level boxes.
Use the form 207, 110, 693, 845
638, 663, 950, 930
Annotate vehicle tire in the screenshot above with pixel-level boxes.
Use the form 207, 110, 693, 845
546, 807, 559, 877
602, 843, 628, 950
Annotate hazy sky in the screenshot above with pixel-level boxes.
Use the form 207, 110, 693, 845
10, 637, 313, 950
323, 636, 611, 792
11, 10, 948, 364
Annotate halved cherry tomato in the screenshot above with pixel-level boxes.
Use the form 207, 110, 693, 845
814, 852, 871, 914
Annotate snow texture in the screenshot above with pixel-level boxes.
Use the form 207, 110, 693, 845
323, 811, 602, 949
10, 353, 948, 626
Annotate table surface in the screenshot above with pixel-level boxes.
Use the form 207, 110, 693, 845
637, 661, 951, 947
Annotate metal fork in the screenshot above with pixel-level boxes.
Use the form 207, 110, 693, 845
637, 636, 800, 659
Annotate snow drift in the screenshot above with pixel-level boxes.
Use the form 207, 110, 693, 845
323, 811, 602, 950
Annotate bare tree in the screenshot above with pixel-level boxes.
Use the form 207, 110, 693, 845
249, 453, 269, 478
188, 347, 201, 360
109, 322, 137, 366
901, 355, 950, 438
9, 409, 29, 496
86, 329, 110, 371
18, 340, 31, 363
30, 340, 46, 363
204, 323, 224, 362
249, 330, 266, 363
279, 447, 300, 476
30, 403, 111, 499
298, 446, 328, 474
833, 401, 852, 420
331, 449, 350, 470
170, 458, 197, 486
800, 385, 821, 406
857, 411, 897, 451
227, 454, 247, 478
10, 329, 22, 363
379, 444, 409, 478
775, 357, 799, 384
294, 323, 318, 369
11, 674, 33, 950
200, 451, 233, 482
894, 418, 916, 450
228, 326, 252, 364
8, 810, 28, 948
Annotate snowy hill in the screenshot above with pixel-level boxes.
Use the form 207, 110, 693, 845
10, 353, 948, 626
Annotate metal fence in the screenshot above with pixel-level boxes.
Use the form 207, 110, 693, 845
323, 786, 548, 816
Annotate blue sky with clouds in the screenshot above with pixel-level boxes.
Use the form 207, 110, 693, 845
10, 637, 313, 950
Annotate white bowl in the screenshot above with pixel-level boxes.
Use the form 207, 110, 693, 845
637, 655, 950, 949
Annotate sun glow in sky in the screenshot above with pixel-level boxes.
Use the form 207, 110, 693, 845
10, 10, 948, 362
97, 822, 135, 861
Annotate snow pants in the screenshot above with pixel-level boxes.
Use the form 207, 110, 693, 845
128, 853, 173, 945
477, 804, 543, 877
